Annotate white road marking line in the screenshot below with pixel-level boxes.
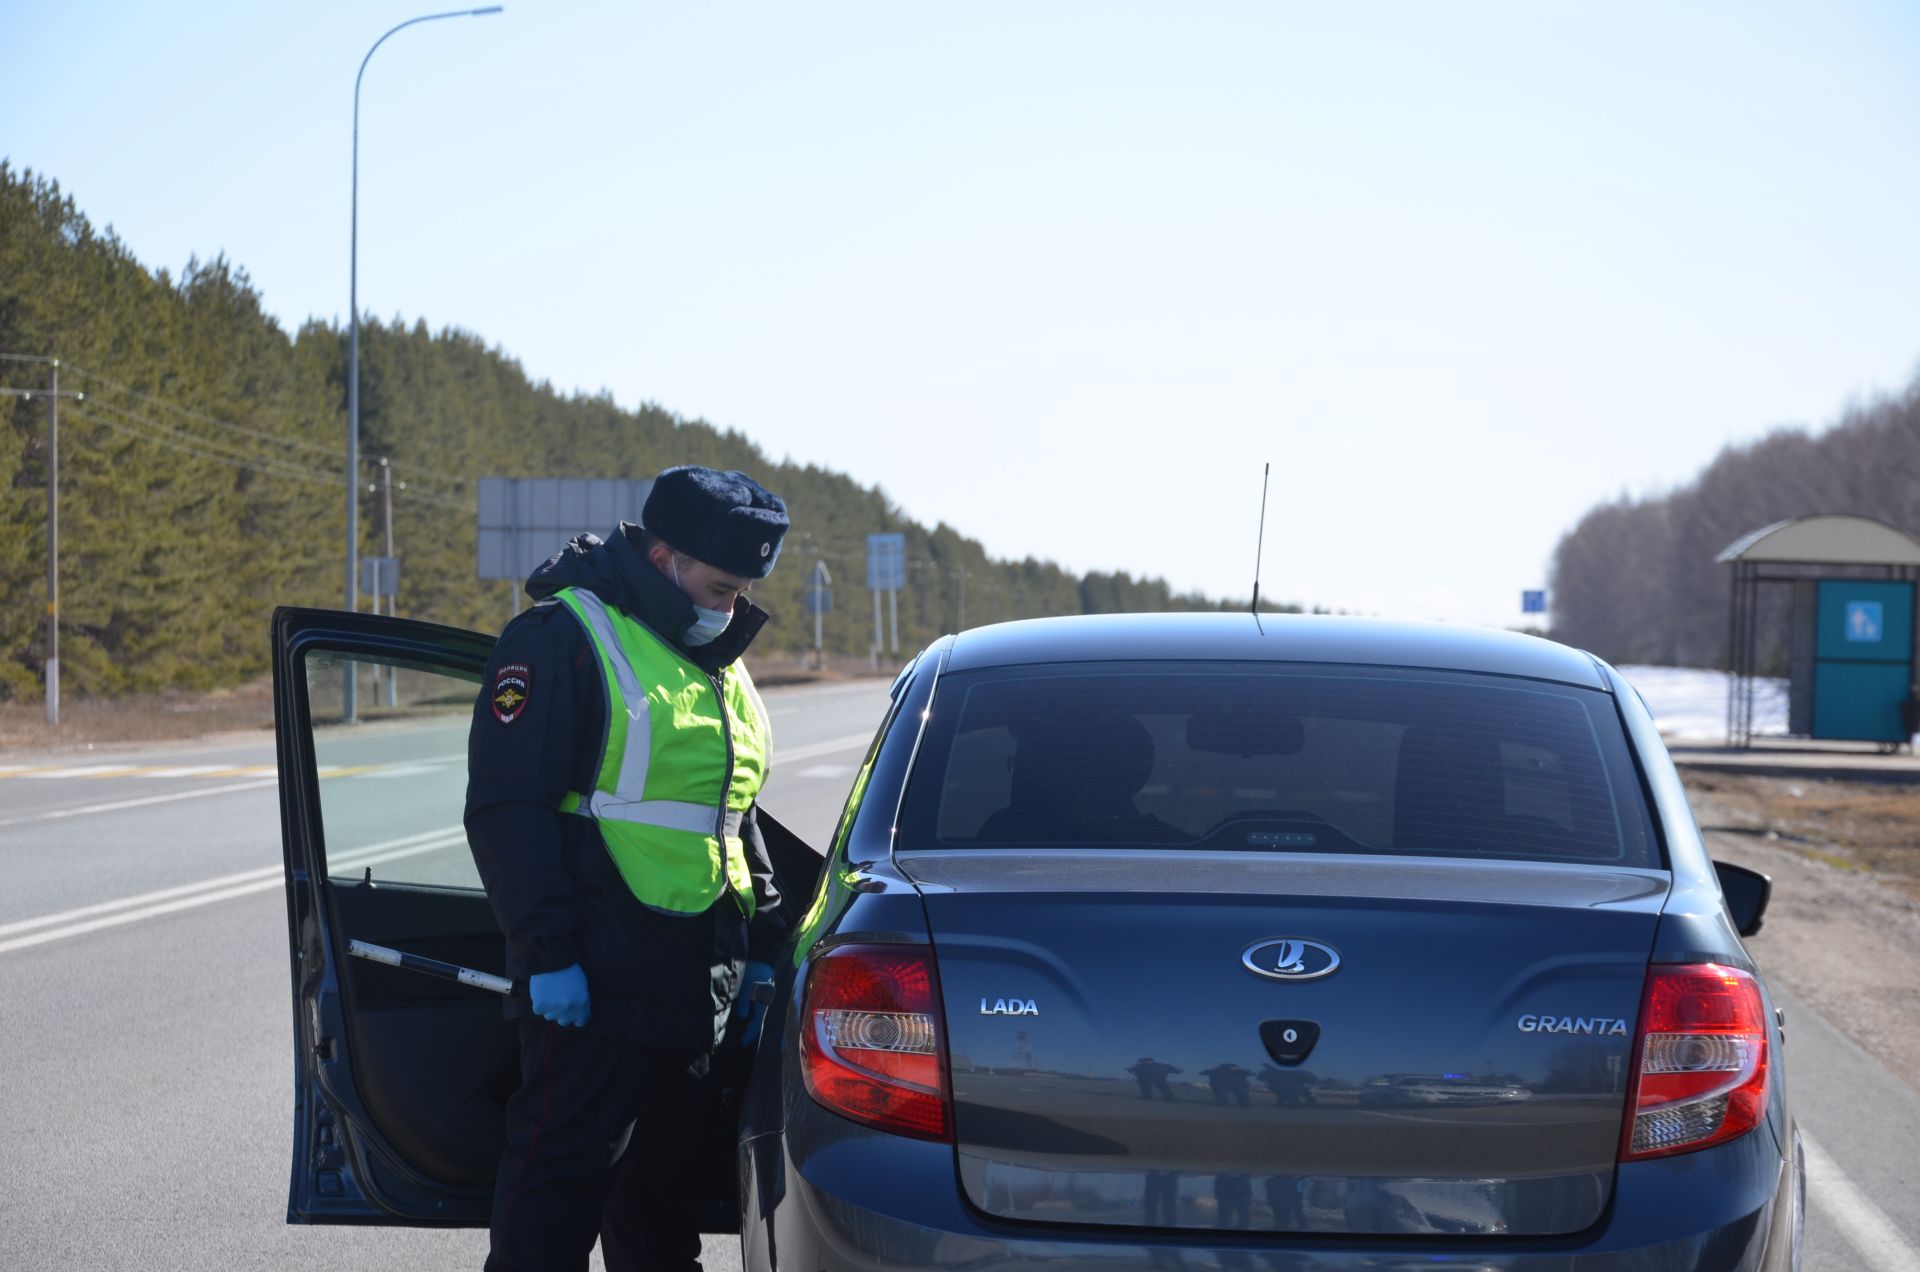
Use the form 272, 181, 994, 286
0, 827, 469, 955
20, 765, 141, 778
0, 864, 281, 938
0, 879, 295, 954
0, 824, 466, 939
1802, 1131, 1920, 1272
775, 733, 871, 765
140, 765, 231, 778
793, 764, 855, 780
0, 778, 281, 829
0, 730, 868, 951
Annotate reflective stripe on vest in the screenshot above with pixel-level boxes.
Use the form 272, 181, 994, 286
552, 587, 770, 916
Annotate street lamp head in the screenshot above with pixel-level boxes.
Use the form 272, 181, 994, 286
470, 6, 504, 13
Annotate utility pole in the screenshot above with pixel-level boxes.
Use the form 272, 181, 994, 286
46, 363, 59, 727
2, 358, 83, 726
955, 567, 970, 631
381, 458, 397, 706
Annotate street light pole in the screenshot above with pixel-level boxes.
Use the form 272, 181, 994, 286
346, 5, 502, 723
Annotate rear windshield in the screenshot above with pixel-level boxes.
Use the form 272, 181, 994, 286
899, 662, 1660, 868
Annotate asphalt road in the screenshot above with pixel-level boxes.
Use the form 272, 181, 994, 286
2, 674, 1917, 1271
0, 677, 888, 1272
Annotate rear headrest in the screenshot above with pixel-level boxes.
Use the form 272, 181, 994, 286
1393, 725, 1505, 849
1008, 713, 1157, 803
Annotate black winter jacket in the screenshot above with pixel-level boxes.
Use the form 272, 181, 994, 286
464, 522, 786, 1052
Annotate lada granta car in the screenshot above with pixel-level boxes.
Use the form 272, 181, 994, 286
272, 609, 1799, 1271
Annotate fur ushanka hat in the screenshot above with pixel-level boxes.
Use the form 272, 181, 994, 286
642, 466, 790, 579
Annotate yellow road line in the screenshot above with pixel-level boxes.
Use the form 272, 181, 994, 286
0, 762, 382, 780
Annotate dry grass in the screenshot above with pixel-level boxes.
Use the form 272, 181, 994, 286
1683, 770, 1920, 900
0, 679, 278, 754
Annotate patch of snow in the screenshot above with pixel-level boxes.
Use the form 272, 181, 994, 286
1614, 665, 1788, 742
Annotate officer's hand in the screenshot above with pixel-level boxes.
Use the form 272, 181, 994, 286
736, 960, 775, 1047
530, 964, 591, 1028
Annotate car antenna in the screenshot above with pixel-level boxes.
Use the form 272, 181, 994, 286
1250, 462, 1270, 634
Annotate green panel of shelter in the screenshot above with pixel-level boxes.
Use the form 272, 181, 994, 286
1811, 580, 1915, 742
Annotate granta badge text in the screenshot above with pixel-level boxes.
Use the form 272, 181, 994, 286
1517, 1014, 1630, 1036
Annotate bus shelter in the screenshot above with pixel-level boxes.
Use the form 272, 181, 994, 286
1718, 515, 1920, 750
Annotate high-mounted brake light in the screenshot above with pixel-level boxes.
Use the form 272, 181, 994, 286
800, 945, 951, 1141
1621, 963, 1769, 1160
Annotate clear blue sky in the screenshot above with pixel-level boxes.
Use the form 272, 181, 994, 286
8, 1, 1919, 624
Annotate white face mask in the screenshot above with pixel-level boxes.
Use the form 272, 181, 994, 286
684, 603, 733, 647
672, 558, 734, 646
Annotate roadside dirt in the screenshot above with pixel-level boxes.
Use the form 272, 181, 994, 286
1683, 770, 1920, 1094
1688, 771, 1920, 902
0, 679, 278, 752
0, 653, 889, 755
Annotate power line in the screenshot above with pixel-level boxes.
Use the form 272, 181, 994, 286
71, 405, 345, 488
80, 397, 346, 484
66, 363, 345, 459
359, 475, 469, 512
71, 404, 474, 511
383, 457, 474, 486
76, 394, 471, 507
62, 361, 478, 488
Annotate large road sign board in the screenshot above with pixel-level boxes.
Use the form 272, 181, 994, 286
477, 477, 652, 581
866, 533, 906, 591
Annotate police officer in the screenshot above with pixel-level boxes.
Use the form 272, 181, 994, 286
465, 466, 792, 1272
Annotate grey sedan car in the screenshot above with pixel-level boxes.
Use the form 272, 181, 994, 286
274, 609, 1798, 1270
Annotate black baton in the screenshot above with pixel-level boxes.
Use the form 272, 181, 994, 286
347, 939, 514, 995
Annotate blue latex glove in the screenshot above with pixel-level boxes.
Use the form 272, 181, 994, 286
529, 963, 591, 1028
736, 960, 775, 1047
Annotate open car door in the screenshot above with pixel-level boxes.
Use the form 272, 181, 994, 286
276, 606, 512, 1225
275, 606, 828, 1228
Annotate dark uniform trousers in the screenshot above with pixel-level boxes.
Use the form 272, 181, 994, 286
486, 1019, 711, 1272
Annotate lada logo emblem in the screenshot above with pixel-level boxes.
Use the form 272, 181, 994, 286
980, 997, 1039, 1016
1242, 938, 1340, 981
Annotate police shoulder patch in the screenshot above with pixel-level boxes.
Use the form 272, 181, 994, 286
492, 662, 533, 724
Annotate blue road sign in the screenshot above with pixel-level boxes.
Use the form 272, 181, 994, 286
1845, 601, 1884, 643
1521, 590, 1547, 614
866, 533, 906, 591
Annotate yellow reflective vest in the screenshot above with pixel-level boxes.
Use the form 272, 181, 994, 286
551, 586, 769, 915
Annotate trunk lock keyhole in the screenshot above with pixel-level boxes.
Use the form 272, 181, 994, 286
1260, 1019, 1320, 1066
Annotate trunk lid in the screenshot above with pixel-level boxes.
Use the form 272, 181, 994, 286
902, 849, 1666, 1238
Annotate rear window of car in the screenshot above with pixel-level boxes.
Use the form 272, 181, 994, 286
898, 661, 1661, 868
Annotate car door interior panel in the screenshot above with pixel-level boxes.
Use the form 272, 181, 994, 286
328, 876, 517, 1191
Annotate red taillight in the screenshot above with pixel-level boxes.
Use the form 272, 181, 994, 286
800, 944, 951, 1141
1620, 963, 1770, 1161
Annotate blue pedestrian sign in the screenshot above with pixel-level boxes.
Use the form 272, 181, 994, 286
866, 534, 906, 592
1845, 601, 1884, 643
1521, 590, 1547, 615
